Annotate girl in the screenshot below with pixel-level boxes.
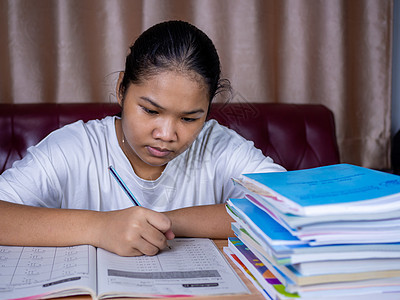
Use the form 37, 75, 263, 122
0, 21, 284, 256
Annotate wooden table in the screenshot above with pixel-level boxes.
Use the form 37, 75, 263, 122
202, 239, 265, 300
62, 239, 264, 300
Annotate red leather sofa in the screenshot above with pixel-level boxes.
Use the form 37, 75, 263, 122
0, 102, 340, 173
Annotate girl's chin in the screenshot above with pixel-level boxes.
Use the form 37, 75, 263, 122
143, 155, 173, 167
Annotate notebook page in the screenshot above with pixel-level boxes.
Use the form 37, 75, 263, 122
96, 238, 249, 298
0, 245, 97, 300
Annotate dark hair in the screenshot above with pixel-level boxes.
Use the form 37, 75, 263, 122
118, 20, 225, 103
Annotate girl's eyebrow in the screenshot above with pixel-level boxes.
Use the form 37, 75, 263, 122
140, 96, 205, 115
140, 97, 163, 109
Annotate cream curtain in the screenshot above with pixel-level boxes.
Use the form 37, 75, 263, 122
0, 0, 393, 169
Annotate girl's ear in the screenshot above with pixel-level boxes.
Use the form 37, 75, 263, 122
116, 72, 125, 106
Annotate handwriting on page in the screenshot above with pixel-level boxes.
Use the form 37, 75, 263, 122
107, 241, 222, 282
96, 238, 249, 297
0, 245, 90, 290
105, 239, 223, 284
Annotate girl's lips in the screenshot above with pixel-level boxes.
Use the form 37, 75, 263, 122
146, 146, 172, 158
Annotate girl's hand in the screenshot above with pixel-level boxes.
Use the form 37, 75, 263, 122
94, 206, 174, 256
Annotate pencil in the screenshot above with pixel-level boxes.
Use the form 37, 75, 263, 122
108, 165, 141, 206
108, 165, 172, 249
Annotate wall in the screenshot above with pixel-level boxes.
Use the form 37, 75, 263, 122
0, 0, 394, 169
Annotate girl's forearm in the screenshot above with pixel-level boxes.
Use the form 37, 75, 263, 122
0, 200, 173, 256
0, 200, 101, 247
164, 203, 235, 239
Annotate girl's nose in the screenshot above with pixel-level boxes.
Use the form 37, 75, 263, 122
152, 118, 177, 142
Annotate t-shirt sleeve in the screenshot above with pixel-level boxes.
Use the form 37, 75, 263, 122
0, 145, 63, 207
215, 133, 286, 203
0, 120, 90, 208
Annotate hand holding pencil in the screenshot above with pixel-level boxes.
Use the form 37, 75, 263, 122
94, 165, 175, 256
95, 206, 174, 256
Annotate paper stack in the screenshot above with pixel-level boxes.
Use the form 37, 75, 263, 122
224, 163, 400, 299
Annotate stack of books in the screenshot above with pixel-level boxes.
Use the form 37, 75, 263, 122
224, 163, 400, 299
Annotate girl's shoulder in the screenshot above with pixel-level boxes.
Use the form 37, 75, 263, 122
32, 116, 118, 159
181, 119, 257, 165
38, 116, 116, 145
199, 119, 251, 149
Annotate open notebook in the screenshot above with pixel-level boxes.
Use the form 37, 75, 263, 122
0, 238, 249, 300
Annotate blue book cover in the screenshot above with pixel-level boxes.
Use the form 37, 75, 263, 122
227, 198, 305, 246
242, 164, 400, 216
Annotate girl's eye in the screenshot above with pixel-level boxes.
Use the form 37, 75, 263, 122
182, 117, 198, 123
142, 107, 158, 115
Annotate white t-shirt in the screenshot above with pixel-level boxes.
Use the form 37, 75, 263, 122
0, 116, 285, 212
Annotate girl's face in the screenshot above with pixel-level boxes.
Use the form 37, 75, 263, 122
117, 71, 210, 180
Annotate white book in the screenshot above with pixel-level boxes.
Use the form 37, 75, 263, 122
293, 277, 400, 299
292, 258, 400, 276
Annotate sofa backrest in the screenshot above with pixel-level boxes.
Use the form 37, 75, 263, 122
0, 102, 340, 173
208, 102, 340, 171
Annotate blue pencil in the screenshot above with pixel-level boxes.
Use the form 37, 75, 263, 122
109, 165, 141, 206
109, 165, 172, 249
